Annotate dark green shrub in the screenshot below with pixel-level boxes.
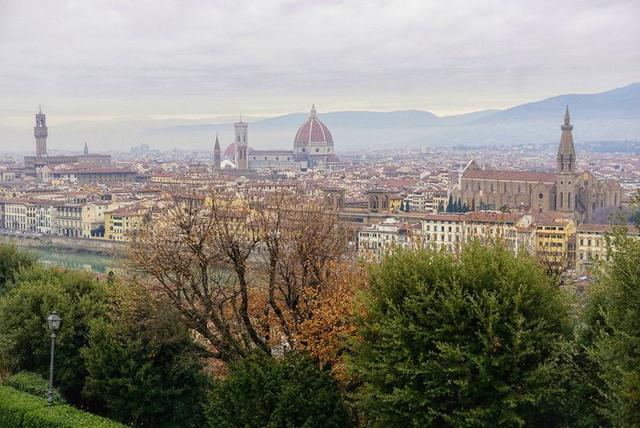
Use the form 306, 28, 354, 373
579, 230, 640, 426
23, 404, 126, 428
82, 285, 210, 427
0, 267, 107, 405
4, 371, 65, 404
0, 385, 43, 428
206, 351, 351, 428
0, 243, 35, 293
350, 242, 575, 427
0, 385, 124, 428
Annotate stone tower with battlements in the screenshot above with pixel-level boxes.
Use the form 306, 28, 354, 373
34, 107, 48, 158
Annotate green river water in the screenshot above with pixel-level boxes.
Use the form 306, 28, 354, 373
21, 246, 122, 274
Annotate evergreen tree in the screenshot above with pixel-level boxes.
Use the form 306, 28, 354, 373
578, 229, 640, 425
0, 243, 35, 293
206, 351, 351, 428
82, 285, 210, 427
0, 267, 107, 404
350, 242, 574, 427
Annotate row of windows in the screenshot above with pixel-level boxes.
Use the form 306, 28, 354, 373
579, 238, 601, 247
464, 182, 534, 194
252, 156, 292, 161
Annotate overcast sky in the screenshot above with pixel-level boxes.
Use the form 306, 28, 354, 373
1, 0, 639, 127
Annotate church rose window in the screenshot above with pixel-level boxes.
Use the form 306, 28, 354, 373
538, 193, 544, 199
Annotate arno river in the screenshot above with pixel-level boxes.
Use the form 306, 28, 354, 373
23, 246, 122, 274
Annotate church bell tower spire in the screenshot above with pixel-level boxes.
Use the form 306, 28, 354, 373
557, 105, 575, 173
213, 134, 221, 170
556, 106, 577, 213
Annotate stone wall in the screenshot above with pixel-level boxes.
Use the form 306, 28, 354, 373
0, 232, 126, 256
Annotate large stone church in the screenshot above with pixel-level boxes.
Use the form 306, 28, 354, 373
219, 105, 339, 171
451, 108, 621, 223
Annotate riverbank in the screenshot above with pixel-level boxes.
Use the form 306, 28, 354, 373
0, 232, 126, 257
0, 232, 126, 273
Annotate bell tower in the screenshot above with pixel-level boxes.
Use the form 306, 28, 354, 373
34, 106, 48, 158
234, 119, 248, 170
213, 134, 221, 170
556, 106, 576, 212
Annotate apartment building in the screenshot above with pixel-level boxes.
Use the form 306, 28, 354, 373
576, 224, 640, 274
358, 217, 419, 258
82, 202, 108, 238
533, 214, 576, 270
104, 204, 148, 241
421, 213, 465, 252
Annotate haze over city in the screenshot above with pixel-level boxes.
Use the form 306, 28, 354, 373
1, 0, 640, 151
2, 1, 640, 426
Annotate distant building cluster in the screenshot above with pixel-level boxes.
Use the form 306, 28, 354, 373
450, 108, 622, 223
0, 105, 637, 282
218, 105, 339, 172
24, 108, 111, 173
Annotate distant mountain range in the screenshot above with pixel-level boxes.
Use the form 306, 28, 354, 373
3, 83, 639, 153
142, 83, 640, 152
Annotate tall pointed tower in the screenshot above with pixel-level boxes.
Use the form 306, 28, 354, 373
213, 134, 221, 170
34, 107, 48, 158
83, 142, 89, 156
556, 106, 576, 212
234, 119, 248, 170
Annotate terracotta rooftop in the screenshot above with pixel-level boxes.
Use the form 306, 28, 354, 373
464, 169, 556, 183
577, 224, 640, 234
464, 211, 523, 224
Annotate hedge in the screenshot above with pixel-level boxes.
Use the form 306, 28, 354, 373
23, 405, 127, 428
0, 386, 42, 428
3, 371, 65, 404
0, 386, 124, 428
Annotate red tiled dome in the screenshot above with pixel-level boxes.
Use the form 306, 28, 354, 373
224, 143, 236, 159
294, 105, 333, 148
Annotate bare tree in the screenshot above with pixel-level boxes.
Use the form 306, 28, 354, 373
129, 190, 354, 362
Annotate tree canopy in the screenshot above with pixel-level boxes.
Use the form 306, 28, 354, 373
578, 230, 640, 425
0, 267, 107, 404
82, 285, 211, 427
206, 350, 351, 428
0, 243, 35, 293
350, 241, 575, 427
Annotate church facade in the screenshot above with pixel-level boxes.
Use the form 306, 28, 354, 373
451, 108, 621, 223
222, 105, 339, 171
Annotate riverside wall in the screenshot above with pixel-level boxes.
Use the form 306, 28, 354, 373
0, 232, 127, 256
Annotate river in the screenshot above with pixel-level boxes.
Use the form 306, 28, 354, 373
22, 246, 123, 274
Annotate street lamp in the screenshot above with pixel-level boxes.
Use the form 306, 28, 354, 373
46, 311, 61, 406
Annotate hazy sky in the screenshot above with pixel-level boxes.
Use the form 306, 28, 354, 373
1, 0, 639, 127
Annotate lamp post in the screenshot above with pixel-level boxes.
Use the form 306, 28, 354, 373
46, 311, 61, 406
